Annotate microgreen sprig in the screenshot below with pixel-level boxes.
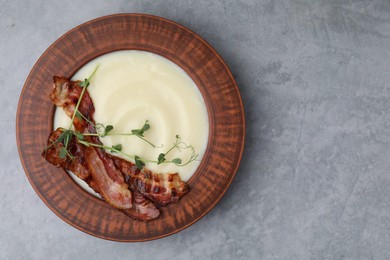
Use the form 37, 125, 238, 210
109, 120, 163, 148
56, 128, 198, 170
155, 135, 199, 167
80, 119, 162, 148
76, 137, 145, 170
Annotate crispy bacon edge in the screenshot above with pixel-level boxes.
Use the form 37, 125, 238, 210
110, 155, 189, 206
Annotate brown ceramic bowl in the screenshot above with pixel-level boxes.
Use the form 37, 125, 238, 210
16, 14, 245, 241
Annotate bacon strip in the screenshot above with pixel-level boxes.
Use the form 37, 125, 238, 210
42, 128, 99, 191
42, 128, 160, 221
123, 191, 160, 221
48, 77, 161, 220
50, 77, 132, 209
110, 155, 189, 206
51, 76, 92, 131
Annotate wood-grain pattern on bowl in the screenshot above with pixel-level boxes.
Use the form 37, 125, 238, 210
16, 13, 245, 241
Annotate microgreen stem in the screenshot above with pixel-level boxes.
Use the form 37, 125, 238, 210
68, 86, 87, 130
63, 65, 99, 151
82, 133, 100, 137
68, 65, 99, 129
77, 111, 95, 127
78, 140, 136, 160
105, 133, 162, 148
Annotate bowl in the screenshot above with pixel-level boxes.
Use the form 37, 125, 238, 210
16, 13, 245, 241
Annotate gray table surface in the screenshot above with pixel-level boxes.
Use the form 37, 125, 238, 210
2, 0, 390, 259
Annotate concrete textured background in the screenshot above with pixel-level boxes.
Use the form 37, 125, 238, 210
2, 0, 390, 259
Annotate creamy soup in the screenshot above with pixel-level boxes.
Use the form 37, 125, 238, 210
54, 50, 209, 195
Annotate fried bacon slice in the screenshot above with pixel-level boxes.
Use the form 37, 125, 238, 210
110, 155, 189, 206
47, 76, 161, 221
51, 76, 92, 131
122, 191, 160, 221
42, 128, 99, 192
42, 128, 160, 221
43, 128, 90, 180
49, 76, 133, 210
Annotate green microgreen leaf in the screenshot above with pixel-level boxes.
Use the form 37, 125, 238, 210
134, 155, 145, 169
172, 158, 182, 165
131, 120, 150, 137
111, 144, 122, 152
131, 129, 141, 136
142, 120, 150, 132
59, 147, 67, 159
74, 132, 84, 140
78, 79, 90, 88
103, 125, 114, 137
157, 153, 166, 165
78, 81, 84, 87
57, 130, 70, 144
75, 111, 83, 120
